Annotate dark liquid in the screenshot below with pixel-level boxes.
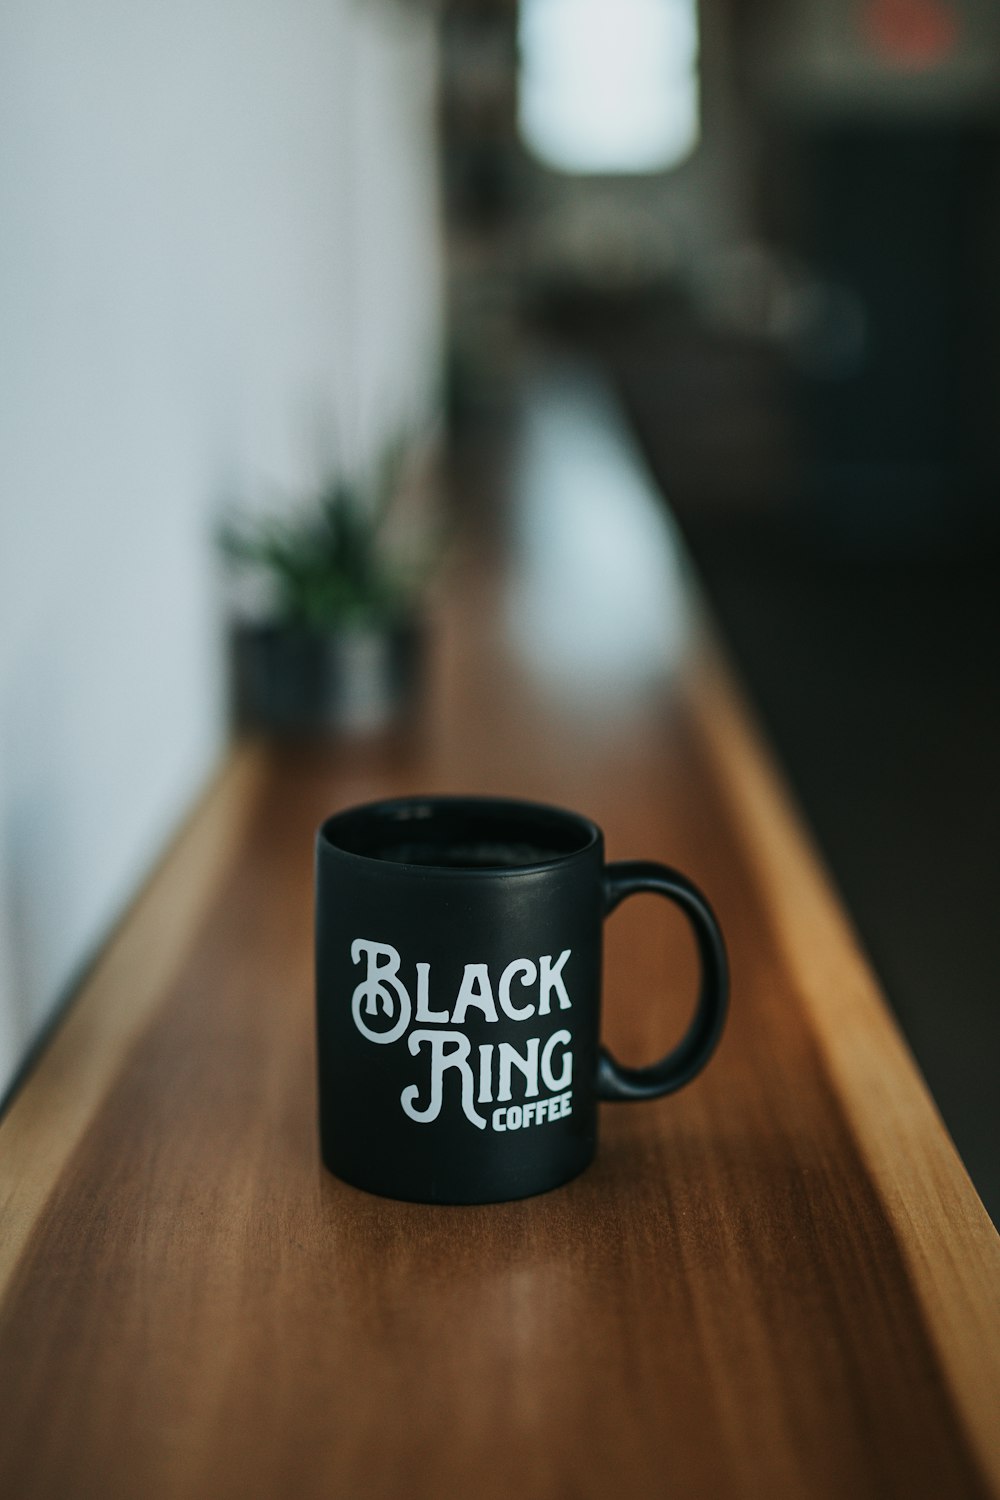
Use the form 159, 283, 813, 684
324, 800, 593, 867
375, 839, 556, 870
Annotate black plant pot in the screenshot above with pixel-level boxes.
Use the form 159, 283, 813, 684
231, 617, 423, 737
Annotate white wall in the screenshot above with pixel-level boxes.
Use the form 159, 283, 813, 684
0, 0, 443, 1095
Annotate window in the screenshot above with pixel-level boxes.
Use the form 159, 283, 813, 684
518, 0, 700, 175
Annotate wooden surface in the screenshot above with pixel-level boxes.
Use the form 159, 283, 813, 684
1, 372, 998, 1500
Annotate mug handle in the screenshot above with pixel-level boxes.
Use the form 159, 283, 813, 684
597, 861, 729, 1101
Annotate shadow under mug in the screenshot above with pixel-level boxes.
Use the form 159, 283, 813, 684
316, 795, 728, 1204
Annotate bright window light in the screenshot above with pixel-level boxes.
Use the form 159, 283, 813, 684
518, 0, 700, 175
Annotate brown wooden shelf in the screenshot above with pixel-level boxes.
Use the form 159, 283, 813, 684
1, 371, 997, 1500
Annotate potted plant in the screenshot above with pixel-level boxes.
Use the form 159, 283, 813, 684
221, 446, 431, 736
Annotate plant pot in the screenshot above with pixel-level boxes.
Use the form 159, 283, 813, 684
230, 617, 423, 737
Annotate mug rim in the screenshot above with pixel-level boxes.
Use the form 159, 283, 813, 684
317, 794, 602, 878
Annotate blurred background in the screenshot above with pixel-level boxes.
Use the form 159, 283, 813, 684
1, 0, 997, 1215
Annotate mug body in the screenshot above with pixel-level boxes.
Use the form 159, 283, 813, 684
316, 796, 604, 1204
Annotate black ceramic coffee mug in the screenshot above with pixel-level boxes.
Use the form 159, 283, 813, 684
316, 795, 728, 1204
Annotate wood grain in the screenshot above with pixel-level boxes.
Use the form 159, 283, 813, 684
0, 383, 997, 1500
0, 745, 267, 1299
689, 649, 1000, 1493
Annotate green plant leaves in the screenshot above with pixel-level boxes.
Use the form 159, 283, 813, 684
220, 456, 423, 631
